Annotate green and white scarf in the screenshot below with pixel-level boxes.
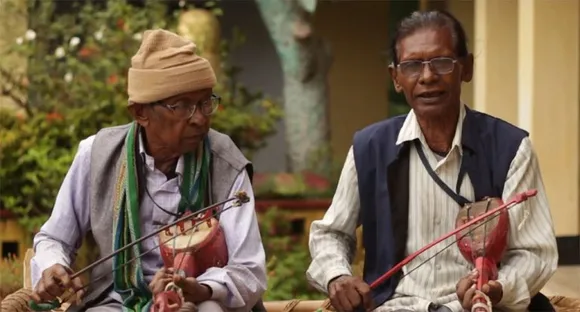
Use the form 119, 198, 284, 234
111, 122, 211, 311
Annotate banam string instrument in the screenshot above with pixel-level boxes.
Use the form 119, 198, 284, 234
315, 189, 537, 312
28, 191, 250, 312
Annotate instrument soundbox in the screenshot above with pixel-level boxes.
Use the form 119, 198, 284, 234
455, 197, 510, 312
153, 209, 228, 312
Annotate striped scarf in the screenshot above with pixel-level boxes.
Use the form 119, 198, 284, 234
112, 122, 211, 311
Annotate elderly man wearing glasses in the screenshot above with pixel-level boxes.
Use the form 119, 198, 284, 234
29, 29, 267, 312
307, 10, 557, 312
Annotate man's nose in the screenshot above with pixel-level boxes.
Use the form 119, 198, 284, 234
418, 63, 438, 84
188, 107, 207, 124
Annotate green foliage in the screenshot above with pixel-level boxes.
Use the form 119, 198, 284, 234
0, 110, 77, 231
253, 171, 334, 199
260, 207, 326, 301
253, 143, 343, 199
210, 28, 283, 158
0, 0, 282, 231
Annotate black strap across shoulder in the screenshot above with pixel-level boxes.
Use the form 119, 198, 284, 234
413, 140, 471, 207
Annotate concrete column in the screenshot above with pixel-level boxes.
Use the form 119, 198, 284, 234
518, 0, 580, 237
472, 0, 518, 124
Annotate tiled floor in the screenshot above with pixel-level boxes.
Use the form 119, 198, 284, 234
541, 265, 580, 298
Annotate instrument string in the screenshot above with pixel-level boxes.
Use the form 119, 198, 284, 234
398, 207, 507, 281
45, 203, 240, 309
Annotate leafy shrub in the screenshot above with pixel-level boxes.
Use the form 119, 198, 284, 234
260, 207, 326, 301
0, 0, 282, 230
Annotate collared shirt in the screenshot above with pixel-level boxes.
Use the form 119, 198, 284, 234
306, 104, 558, 312
31, 132, 267, 311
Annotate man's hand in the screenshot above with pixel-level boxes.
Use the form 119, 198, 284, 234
172, 275, 212, 304
456, 270, 503, 310
328, 275, 373, 312
149, 267, 175, 296
149, 268, 212, 304
31, 264, 84, 304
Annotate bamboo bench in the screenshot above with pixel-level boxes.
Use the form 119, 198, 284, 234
2, 249, 579, 312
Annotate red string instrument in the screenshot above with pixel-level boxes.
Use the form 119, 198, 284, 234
455, 197, 509, 312
28, 192, 249, 312
152, 208, 229, 312
318, 189, 536, 312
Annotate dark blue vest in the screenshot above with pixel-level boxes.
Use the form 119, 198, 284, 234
352, 106, 529, 307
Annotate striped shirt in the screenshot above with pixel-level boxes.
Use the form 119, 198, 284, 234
306, 105, 558, 312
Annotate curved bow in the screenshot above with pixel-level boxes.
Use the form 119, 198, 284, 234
319, 189, 537, 310
28, 191, 250, 311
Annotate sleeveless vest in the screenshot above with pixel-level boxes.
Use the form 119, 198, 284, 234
74, 124, 253, 309
352, 106, 532, 307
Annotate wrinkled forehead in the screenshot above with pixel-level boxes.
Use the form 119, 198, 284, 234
397, 27, 457, 61
163, 88, 213, 103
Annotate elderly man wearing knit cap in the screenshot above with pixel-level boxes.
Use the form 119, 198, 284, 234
28, 29, 267, 312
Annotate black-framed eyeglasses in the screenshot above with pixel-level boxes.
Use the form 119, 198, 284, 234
397, 57, 457, 77
154, 93, 221, 120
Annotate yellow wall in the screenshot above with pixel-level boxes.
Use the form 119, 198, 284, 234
314, 1, 390, 160
449, 0, 580, 237
446, 0, 475, 107
517, 0, 579, 237
0, 219, 29, 260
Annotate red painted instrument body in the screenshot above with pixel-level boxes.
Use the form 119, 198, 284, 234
152, 209, 228, 312
455, 198, 510, 312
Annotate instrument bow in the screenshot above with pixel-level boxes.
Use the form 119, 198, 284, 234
318, 189, 537, 312
28, 191, 250, 312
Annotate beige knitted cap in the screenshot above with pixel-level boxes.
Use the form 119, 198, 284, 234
127, 29, 217, 104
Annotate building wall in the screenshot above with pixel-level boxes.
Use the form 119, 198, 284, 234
313, 1, 390, 159
448, 0, 580, 263
0, 219, 29, 261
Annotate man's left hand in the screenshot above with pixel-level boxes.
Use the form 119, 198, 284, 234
481, 280, 503, 305
456, 270, 503, 309
173, 275, 213, 304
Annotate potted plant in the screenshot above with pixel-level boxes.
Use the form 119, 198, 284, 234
253, 171, 334, 213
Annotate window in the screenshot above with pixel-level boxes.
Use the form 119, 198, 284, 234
1, 241, 19, 259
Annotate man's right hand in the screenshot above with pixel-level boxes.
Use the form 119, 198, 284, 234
328, 275, 373, 312
31, 264, 84, 304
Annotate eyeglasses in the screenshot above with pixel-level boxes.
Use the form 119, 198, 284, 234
155, 94, 221, 120
397, 57, 457, 77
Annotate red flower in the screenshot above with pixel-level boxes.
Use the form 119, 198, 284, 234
301, 171, 330, 192
117, 19, 125, 29
46, 112, 63, 122
107, 74, 118, 85
78, 47, 94, 58
274, 173, 298, 185
253, 173, 269, 186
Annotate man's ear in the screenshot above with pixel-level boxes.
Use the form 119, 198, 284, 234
388, 63, 403, 93
461, 53, 474, 83
127, 103, 150, 127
